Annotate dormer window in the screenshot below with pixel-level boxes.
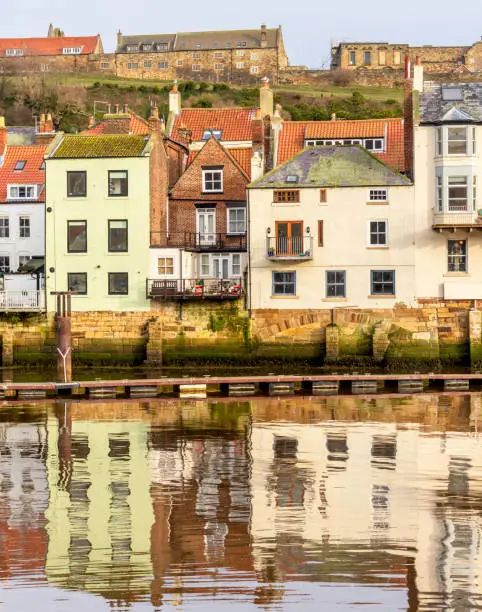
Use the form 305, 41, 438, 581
8, 185, 37, 200
202, 129, 222, 140
195, 43, 201, 49
142, 44, 152, 52
126, 44, 139, 52
202, 167, 223, 193
62, 47, 82, 55
225, 43, 232, 48
14, 160, 26, 171
5, 49, 24, 57
157, 43, 169, 51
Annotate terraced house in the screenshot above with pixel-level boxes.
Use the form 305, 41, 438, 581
115, 24, 288, 84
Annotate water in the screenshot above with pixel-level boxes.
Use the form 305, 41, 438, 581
0, 394, 482, 611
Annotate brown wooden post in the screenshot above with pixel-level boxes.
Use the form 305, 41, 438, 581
52, 291, 72, 383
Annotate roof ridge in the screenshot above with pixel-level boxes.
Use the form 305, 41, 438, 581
178, 107, 256, 112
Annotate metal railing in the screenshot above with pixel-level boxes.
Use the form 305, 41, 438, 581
146, 278, 243, 300
150, 232, 247, 251
433, 211, 482, 227
0, 290, 45, 311
266, 236, 314, 259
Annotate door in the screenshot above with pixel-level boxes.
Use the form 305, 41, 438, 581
213, 256, 230, 279
276, 221, 303, 255
197, 209, 216, 245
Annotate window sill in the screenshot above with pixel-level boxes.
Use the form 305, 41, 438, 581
366, 201, 389, 205
443, 273, 470, 277
202, 191, 224, 195
272, 202, 301, 206
106, 252, 129, 255
270, 295, 299, 299
367, 245, 389, 249
322, 297, 347, 302
106, 195, 129, 200
368, 294, 396, 299
226, 233, 246, 237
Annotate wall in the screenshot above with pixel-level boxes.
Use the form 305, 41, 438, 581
45, 154, 151, 313
0, 201, 44, 272
0, 53, 115, 76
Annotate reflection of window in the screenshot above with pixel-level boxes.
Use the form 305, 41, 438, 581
272, 271, 296, 295
67, 171, 87, 197
372, 484, 389, 508
157, 257, 174, 275
448, 239, 467, 272
0, 256, 10, 273
108, 220, 128, 252
67, 220, 87, 253
68, 272, 87, 295
326, 433, 348, 470
108, 170, 128, 196
371, 435, 397, 470
19, 216, 30, 238
0, 218, 9, 238
227, 208, 246, 233
108, 272, 128, 295
274, 437, 298, 459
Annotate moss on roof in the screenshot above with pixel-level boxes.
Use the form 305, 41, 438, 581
51, 134, 150, 159
249, 146, 412, 188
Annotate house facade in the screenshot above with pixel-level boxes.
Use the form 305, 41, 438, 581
248, 146, 414, 311
45, 133, 154, 312
116, 25, 288, 84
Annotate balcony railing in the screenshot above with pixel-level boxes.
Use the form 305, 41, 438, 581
150, 232, 247, 251
146, 278, 243, 301
0, 290, 45, 311
266, 236, 313, 260
433, 210, 482, 230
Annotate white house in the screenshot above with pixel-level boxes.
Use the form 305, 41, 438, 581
247, 146, 414, 311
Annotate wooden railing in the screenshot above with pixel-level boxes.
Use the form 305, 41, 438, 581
0, 290, 45, 311
146, 278, 243, 300
150, 232, 247, 251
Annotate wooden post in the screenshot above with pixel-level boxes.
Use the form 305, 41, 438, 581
52, 291, 72, 382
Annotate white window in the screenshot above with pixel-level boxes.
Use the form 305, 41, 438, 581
192, 64, 201, 72
435, 127, 443, 156
250, 66, 259, 74
236, 50, 245, 57
473, 127, 477, 155
126, 45, 139, 52
192, 52, 201, 58
0, 256, 10, 273
7, 185, 37, 200
158, 61, 168, 69
474, 175, 478, 211
18, 255, 31, 267
227, 208, 246, 234
5, 49, 24, 57
197, 208, 216, 244
62, 47, 82, 55
157, 257, 174, 275
236, 62, 245, 69
19, 216, 30, 239
369, 189, 388, 202
437, 175, 443, 212
202, 169, 223, 193
368, 220, 388, 246
214, 52, 224, 59
251, 53, 258, 60
448, 176, 469, 211
447, 127, 468, 155
200, 253, 210, 276
0, 218, 9, 238
232, 254, 241, 277
365, 138, 384, 151
448, 239, 467, 272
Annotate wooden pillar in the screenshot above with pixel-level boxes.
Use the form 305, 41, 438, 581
53, 292, 72, 382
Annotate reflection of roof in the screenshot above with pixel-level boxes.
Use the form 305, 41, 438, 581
83, 113, 150, 135
187, 146, 252, 177
250, 146, 412, 189
49, 134, 150, 159
277, 118, 405, 171
0, 36, 99, 56
420, 82, 482, 123
117, 27, 279, 52
171, 108, 256, 142
0, 144, 48, 202
18, 256, 44, 273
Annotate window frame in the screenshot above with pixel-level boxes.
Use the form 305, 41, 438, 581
108, 219, 128, 253
202, 168, 223, 193
349, 51, 356, 65
273, 190, 300, 203
370, 270, 395, 296
67, 272, 88, 295
272, 271, 296, 296
0, 217, 9, 239
369, 189, 388, 202
108, 170, 128, 197
67, 220, 87, 253
7, 184, 37, 201
318, 220, 324, 247
447, 126, 468, 155
227, 207, 246, 234
67, 171, 87, 198
364, 51, 371, 65
157, 257, 175, 276
448, 239, 467, 273
326, 270, 346, 298
0, 255, 10, 273
19, 216, 30, 239
14, 160, 26, 171
108, 272, 129, 295
368, 219, 388, 246
192, 64, 201, 72
448, 175, 469, 212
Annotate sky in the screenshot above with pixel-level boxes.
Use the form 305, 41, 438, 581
2, 0, 482, 68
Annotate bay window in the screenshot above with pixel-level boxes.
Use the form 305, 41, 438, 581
448, 176, 468, 211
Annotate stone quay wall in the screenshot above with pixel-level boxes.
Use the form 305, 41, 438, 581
1, 299, 482, 368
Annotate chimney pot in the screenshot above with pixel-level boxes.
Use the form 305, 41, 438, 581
0, 116, 5, 128
415, 56, 422, 66
114, 104, 120, 114
331, 113, 336, 121
123, 104, 128, 114
106, 103, 111, 114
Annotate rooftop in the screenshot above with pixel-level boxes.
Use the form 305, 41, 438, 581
0, 144, 48, 202
48, 134, 150, 159
171, 107, 257, 142
0, 35, 100, 56
420, 82, 482, 123
83, 112, 150, 135
249, 146, 412, 189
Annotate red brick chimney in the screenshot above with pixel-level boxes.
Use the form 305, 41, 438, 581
403, 57, 415, 180
35, 112, 56, 144
102, 105, 131, 134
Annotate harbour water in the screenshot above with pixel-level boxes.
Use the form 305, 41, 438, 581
1, 394, 482, 610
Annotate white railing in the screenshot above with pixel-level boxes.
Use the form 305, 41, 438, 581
0, 290, 45, 311
433, 211, 482, 227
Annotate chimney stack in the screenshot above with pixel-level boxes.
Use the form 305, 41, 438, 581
404, 56, 411, 80
106, 103, 112, 114
260, 24, 267, 48
413, 56, 424, 93
169, 81, 182, 116
114, 104, 120, 114
251, 151, 264, 181
0, 116, 5, 128
260, 78, 274, 119
123, 104, 129, 114
117, 30, 123, 48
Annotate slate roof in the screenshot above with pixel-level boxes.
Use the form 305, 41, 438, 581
420, 82, 482, 123
49, 134, 150, 159
249, 146, 412, 189
83, 112, 150, 135
171, 108, 256, 142
277, 118, 405, 171
0, 144, 48, 202
0, 36, 100, 56
117, 27, 279, 53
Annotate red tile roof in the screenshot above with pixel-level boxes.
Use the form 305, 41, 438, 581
187, 146, 252, 177
0, 128, 6, 158
171, 108, 257, 142
277, 118, 405, 172
83, 113, 149, 135
0, 145, 48, 202
0, 36, 99, 56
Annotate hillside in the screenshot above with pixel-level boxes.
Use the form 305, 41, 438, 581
0, 73, 404, 132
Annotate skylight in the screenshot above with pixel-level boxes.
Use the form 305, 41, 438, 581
14, 160, 26, 171
286, 175, 298, 183
202, 129, 222, 140
442, 87, 463, 101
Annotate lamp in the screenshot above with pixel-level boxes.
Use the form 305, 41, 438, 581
306, 226, 311, 234
266, 227, 271, 235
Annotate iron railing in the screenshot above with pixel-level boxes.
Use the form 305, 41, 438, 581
266, 236, 313, 260
0, 290, 45, 311
150, 232, 247, 251
146, 278, 243, 300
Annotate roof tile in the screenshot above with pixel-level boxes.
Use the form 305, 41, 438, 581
0, 36, 99, 56
0, 144, 48, 202
171, 108, 256, 142
83, 113, 150, 135
187, 146, 252, 177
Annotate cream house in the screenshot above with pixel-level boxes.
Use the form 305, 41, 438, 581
45, 134, 152, 312
412, 72, 482, 299
247, 146, 414, 311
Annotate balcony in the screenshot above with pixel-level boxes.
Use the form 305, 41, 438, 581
150, 232, 247, 252
146, 278, 243, 301
266, 236, 313, 261
0, 290, 45, 311
433, 210, 482, 231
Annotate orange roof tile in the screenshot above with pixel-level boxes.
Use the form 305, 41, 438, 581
0, 128, 6, 157
0, 36, 99, 56
83, 113, 149, 135
171, 108, 256, 142
277, 118, 405, 172
0, 145, 48, 202
187, 146, 252, 178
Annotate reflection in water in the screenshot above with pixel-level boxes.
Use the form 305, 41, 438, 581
0, 395, 481, 609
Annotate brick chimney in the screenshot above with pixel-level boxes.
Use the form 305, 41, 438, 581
0, 116, 6, 166
260, 78, 273, 119
117, 30, 122, 47
148, 104, 164, 134
102, 105, 131, 134
35, 112, 56, 144
176, 124, 192, 146
260, 24, 267, 48
403, 57, 415, 180
252, 108, 264, 147
270, 104, 283, 170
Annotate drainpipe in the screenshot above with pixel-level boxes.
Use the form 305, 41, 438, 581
247, 188, 252, 317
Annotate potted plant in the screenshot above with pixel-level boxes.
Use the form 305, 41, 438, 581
268, 247, 275, 257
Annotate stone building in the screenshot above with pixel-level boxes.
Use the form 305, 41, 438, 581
115, 25, 288, 84
331, 40, 482, 74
